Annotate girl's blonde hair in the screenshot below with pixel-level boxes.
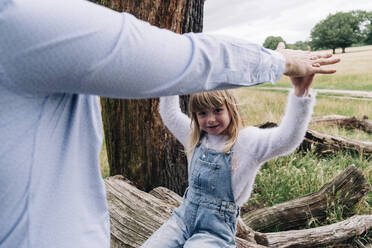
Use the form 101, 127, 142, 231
187, 89, 244, 154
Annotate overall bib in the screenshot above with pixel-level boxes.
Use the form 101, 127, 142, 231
141, 143, 239, 248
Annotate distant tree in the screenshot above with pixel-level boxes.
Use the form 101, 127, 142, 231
311, 12, 360, 53
263, 36, 285, 50
365, 23, 372, 44
351, 10, 372, 44
359, 11, 372, 45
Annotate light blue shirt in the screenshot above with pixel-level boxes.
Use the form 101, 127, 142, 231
0, 0, 285, 247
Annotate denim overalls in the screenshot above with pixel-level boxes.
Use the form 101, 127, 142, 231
141, 142, 240, 248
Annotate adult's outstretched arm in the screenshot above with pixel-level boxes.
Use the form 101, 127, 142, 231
0, 0, 285, 98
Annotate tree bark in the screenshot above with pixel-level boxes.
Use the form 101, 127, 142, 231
105, 175, 173, 248
148, 186, 183, 208
241, 165, 371, 232
235, 237, 268, 248
99, 0, 204, 195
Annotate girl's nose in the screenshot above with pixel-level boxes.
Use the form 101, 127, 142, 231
207, 114, 216, 123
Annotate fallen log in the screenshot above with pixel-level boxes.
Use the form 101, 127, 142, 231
106, 176, 173, 248
241, 165, 371, 232
310, 115, 372, 134
149, 186, 182, 208
302, 129, 372, 156
236, 237, 268, 248
259, 215, 372, 248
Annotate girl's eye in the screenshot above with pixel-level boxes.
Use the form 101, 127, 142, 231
197, 111, 206, 116
214, 108, 222, 114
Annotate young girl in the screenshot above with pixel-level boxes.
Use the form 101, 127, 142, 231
141, 75, 316, 247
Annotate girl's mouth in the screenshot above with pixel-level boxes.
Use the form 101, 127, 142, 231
207, 125, 219, 129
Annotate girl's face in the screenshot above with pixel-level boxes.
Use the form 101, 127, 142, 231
196, 104, 231, 136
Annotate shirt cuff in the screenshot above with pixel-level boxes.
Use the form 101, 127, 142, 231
258, 48, 286, 84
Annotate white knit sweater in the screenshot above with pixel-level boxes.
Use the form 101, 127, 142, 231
159, 90, 316, 206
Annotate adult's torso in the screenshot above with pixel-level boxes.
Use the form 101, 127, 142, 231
0, 77, 109, 248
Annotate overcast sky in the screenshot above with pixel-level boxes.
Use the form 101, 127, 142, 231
203, 0, 372, 45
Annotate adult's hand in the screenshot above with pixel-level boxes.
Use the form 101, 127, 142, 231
276, 42, 340, 77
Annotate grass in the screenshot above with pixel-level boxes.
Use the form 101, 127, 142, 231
315, 94, 372, 119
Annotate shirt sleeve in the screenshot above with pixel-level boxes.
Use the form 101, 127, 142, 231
0, 0, 285, 98
235, 89, 316, 165
159, 96, 191, 147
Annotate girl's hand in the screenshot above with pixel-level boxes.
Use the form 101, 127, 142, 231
290, 74, 314, 97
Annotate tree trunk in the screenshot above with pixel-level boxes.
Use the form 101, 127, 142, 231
332, 48, 336, 54
99, 0, 204, 195
342, 47, 346, 53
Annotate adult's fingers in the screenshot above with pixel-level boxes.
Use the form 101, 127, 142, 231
313, 67, 337, 74
312, 57, 340, 66
310, 51, 333, 59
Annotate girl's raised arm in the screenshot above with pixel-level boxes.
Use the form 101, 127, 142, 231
159, 96, 192, 147
237, 90, 316, 165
